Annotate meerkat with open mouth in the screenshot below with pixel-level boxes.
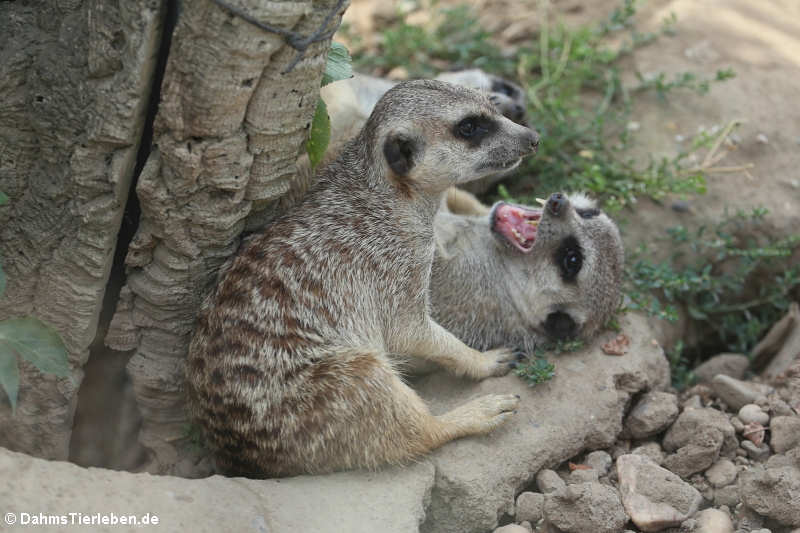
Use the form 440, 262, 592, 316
430, 192, 624, 356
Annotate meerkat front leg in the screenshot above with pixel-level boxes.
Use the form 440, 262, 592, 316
405, 318, 518, 380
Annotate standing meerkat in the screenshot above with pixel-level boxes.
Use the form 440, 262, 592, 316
430, 192, 624, 356
187, 80, 540, 477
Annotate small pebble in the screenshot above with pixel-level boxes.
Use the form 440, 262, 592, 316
671, 200, 691, 213
535, 469, 565, 494
675, 134, 686, 142
756, 133, 769, 144
685, 395, 704, 409
627, 121, 641, 131
740, 440, 769, 461
730, 416, 745, 433
738, 404, 769, 425
585, 450, 613, 475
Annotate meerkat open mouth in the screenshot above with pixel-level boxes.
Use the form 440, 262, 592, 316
491, 202, 542, 252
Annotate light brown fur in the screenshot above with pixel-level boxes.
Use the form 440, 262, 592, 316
186, 80, 538, 477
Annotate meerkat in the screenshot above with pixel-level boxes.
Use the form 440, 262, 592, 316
429, 191, 624, 356
187, 80, 540, 477
278, 69, 528, 211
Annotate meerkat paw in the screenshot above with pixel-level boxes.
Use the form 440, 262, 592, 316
440, 394, 520, 436
476, 347, 525, 378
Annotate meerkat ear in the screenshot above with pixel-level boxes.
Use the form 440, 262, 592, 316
383, 133, 418, 176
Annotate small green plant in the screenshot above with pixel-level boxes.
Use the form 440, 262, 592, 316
666, 340, 695, 389
0, 191, 70, 413
626, 207, 800, 358
349, 6, 514, 78
306, 42, 353, 168
347, 2, 734, 213
514, 339, 584, 386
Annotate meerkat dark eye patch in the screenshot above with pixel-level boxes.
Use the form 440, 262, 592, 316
454, 115, 496, 146
554, 235, 583, 282
491, 79, 519, 98
576, 207, 601, 219
543, 311, 577, 340
383, 133, 418, 176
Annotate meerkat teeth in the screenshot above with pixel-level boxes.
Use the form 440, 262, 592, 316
526, 219, 539, 226
511, 228, 524, 242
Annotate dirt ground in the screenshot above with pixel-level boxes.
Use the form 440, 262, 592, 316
343, 0, 800, 250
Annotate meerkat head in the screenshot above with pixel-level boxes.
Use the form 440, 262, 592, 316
435, 69, 528, 125
362, 79, 539, 195
489, 192, 624, 342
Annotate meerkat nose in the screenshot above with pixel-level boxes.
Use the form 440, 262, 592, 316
529, 130, 540, 151
547, 192, 568, 217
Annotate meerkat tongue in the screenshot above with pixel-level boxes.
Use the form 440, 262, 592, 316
493, 203, 542, 252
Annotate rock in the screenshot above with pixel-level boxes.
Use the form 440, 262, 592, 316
684, 395, 704, 409
741, 440, 770, 461
416, 313, 669, 533
770, 416, 800, 453
662, 426, 725, 477
518, 522, 533, 533
632, 442, 665, 465
695, 508, 734, 533
739, 458, 800, 526
738, 404, 770, 425
713, 485, 740, 507
711, 375, 774, 411
617, 454, 703, 532
0, 447, 434, 533
567, 466, 599, 484
493, 525, 530, 533
537, 469, 566, 494
625, 391, 680, 439
694, 354, 749, 383
585, 450, 613, 476
734, 505, 765, 531
705, 459, 738, 488
664, 408, 738, 457
515, 492, 544, 524
543, 482, 628, 533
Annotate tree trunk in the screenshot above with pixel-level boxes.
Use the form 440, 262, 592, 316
0, 0, 165, 459
1, 0, 346, 475
104, 0, 347, 474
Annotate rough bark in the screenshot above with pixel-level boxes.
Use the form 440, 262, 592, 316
0, 0, 164, 459
104, 0, 347, 474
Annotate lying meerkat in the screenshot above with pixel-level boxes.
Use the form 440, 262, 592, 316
187, 80, 540, 477
277, 69, 528, 211
430, 191, 624, 356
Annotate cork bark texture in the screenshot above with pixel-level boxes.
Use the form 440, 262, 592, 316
104, 0, 346, 474
0, 0, 164, 459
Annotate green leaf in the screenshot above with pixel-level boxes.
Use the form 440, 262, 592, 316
0, 344, 19, 413
0, 318, 70, 377
307, 98, 331, 169
0, 191, 7, 206
321, 42, 353, 87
